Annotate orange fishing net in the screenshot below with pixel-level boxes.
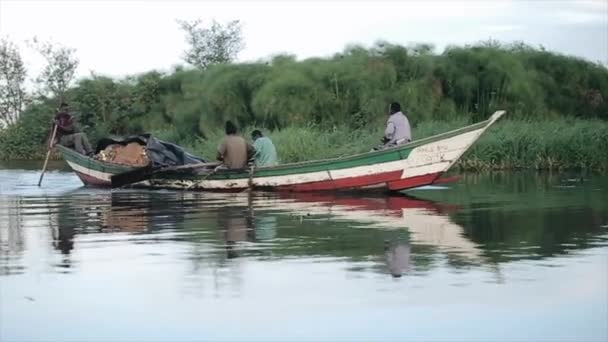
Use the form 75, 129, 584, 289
96, 142, 150, 167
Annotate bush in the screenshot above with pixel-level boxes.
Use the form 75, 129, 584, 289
2, 40, 607, 168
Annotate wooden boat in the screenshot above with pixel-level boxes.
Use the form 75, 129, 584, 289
58, 110, 504, 192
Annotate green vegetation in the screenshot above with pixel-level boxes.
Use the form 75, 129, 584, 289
1, 41, 607, 169
175, 118, 607, 171
461, 119, 608, 170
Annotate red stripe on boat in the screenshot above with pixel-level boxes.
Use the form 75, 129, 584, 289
387, 172, 443, 191
277, 170, 403, 192
74, 171, 112, 187
278, 192, 444, 213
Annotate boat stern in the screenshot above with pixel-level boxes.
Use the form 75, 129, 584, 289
56, 145, 133, 187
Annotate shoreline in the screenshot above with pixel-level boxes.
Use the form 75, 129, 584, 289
2, 118, 607, 171
1, 158, 605, 173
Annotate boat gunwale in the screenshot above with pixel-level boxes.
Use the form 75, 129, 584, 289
255, 117, 491, 171
56, 144, 135, 173
185, 117, 493, 180
58, 111, 502, 181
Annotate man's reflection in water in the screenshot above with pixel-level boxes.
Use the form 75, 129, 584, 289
248, 193, 277, 242
53, 226, 74, 255
254, 216, 277, 241
218, 194, 278, 258
385, 239, 411, 278
51, 224, 75, 270
219, 205, 252, 259
50, 191, 153, 269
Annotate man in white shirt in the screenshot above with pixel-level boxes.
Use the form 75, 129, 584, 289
373, 102, 412, 151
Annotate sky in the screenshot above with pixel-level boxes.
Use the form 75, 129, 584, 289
0, 0, 607, 83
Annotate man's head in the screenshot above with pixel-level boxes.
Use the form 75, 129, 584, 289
225, 120, 238, 135
389, 102, 401, 115
58, 102, 69, 114
251, 129, 263, 141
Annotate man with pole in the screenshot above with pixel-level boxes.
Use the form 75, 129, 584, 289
38, 102, 93, 186
53, 102, 93, 156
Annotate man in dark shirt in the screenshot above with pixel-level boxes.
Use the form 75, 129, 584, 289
53, 102, 93, 156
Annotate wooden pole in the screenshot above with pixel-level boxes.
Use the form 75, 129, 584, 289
248, 164, 255, 189
38, 124, 58, 187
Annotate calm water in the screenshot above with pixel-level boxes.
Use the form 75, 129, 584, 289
1, 163, 607, 342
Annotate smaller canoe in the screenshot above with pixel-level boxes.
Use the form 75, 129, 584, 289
58, 110, 504, 192
58, 145, 133, 187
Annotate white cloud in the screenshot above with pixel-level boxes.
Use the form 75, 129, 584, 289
555, 10, 608, 24
0, 0, 605, 84
570, 0, 608, 13
485, 24, 525, 33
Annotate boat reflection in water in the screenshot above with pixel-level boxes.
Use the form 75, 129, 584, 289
251, 192, 481, 277
268, 192, 480, 259
3, 167, 607, 342
46, 189, 480, 278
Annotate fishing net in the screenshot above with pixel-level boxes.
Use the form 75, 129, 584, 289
96, 142, 149, 167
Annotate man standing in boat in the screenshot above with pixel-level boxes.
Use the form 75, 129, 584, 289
374, 102, 412, 150
53, 102, 94, 156
217, 121, 255, 169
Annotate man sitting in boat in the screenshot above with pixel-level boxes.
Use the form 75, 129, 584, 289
53, 102, 94, 156
373, 102, 412, 151
251, 129, 278, 167
217, 121, 255, 169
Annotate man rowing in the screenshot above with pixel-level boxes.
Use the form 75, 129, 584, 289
53, 102, 94, 156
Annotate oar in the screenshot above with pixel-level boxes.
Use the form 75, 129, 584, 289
248, 164, 256, 189
185, 165, 222, 189
38, 124, 59, 187
110, 161, 220, 188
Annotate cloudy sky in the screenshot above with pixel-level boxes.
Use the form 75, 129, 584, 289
1, 0, 606, 81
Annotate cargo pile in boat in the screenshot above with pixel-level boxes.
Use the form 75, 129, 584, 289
96, 142, 150, 167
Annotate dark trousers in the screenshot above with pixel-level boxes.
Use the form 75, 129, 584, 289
60, 133, 93, 155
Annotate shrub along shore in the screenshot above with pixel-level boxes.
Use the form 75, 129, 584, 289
1, 41, 606, 170
177, 118, 608, 171
3, 118, 605, 172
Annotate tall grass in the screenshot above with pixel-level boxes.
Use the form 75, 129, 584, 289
3, 41, 607, 166
2, 114, 606, 171
461, 119, 608, 170
167, 118, 608, 171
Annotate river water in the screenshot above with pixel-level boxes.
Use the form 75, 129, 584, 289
1, 162, 607, 341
